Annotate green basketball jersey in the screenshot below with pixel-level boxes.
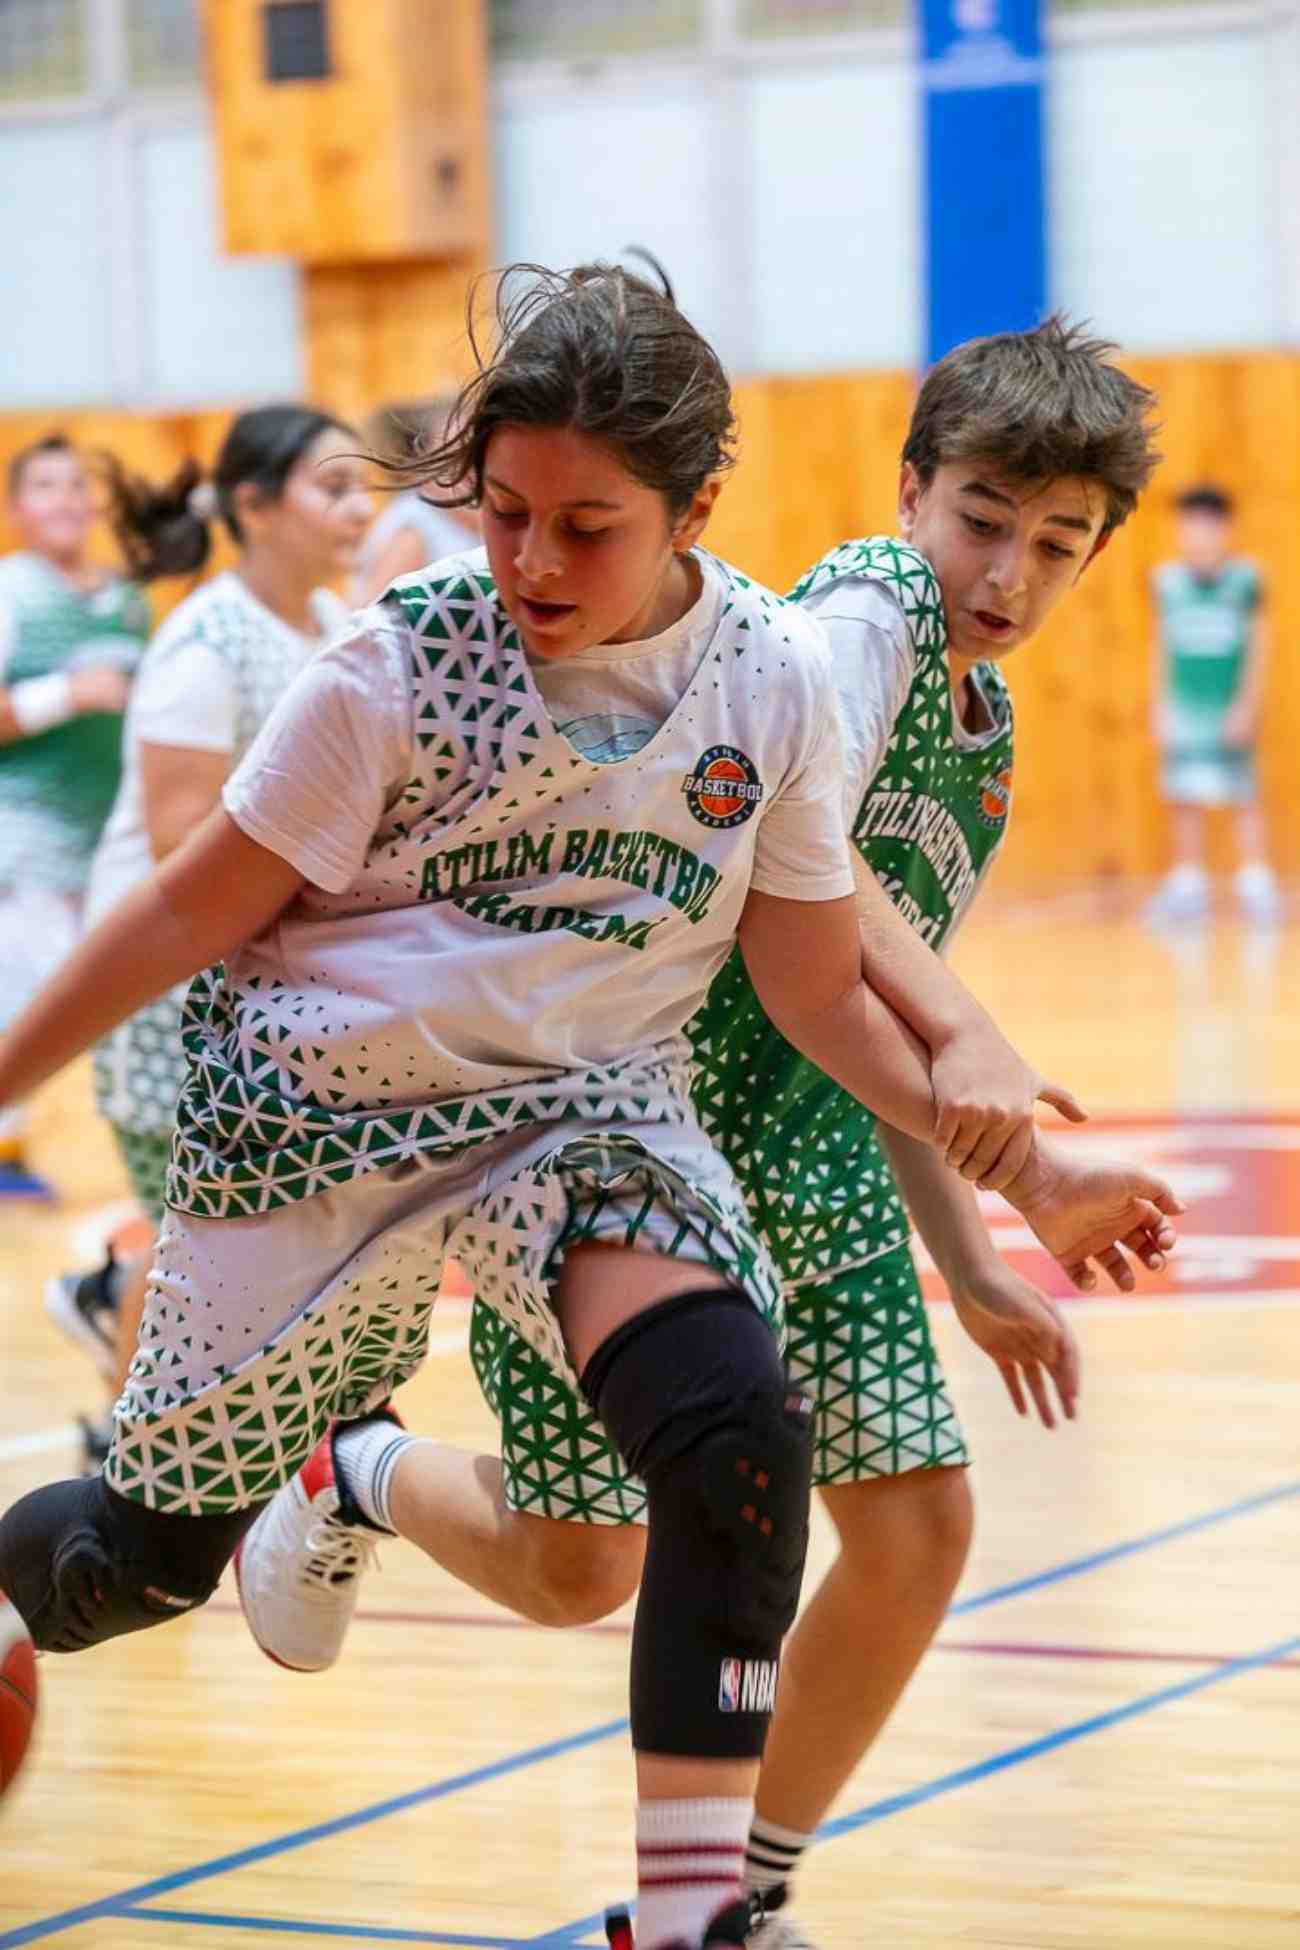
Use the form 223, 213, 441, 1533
1155, 558, 1259, 734
0, 552, 148, 891
689, 536, 1014, 1287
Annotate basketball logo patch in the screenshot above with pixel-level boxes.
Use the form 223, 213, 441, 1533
682, 746, 764, 829
977, 766, 1013, 829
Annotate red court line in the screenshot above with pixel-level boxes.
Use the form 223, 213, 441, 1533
206, 1598, 1300, 1669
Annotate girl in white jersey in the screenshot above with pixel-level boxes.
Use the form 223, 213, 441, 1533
0, 264, 1177, 1950
45, 405, 371, 1465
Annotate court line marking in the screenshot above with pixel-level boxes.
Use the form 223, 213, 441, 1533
105, 1628, 1300, 1949
0, 1427, 78, 1466
5, 1476, 1297, 1946
0, 1720, 630, 1950
948, 1475, 1300, 1614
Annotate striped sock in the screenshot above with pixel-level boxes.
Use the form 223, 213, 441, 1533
636, 1797, 750, 1949
332, 1419, 416, 1534
745, 1814, 812, 1899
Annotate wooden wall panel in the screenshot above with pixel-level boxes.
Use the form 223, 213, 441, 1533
3, 351, 1297, 889
303, 256, 485, 427
202, 0, 491, 264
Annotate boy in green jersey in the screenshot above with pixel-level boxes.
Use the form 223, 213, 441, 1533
1147, 483, 1278, 924
0, 433, 148, 1190
236, 319, 1168, 1948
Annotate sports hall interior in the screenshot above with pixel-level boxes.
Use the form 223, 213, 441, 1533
1, 3, 1297, 1947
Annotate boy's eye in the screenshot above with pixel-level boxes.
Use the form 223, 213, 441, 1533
962, 514, 996, 537
1043, 541, 1075, 561
568, 524, 610, 541
488, 505, 526, 524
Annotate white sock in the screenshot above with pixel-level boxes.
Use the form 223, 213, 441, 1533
332, 1419, 418, 1533
745, 1813, 813, 1897
636, 1797, 750, 1949
0, 1104, 28, 1147
1166, 862, 1207, 891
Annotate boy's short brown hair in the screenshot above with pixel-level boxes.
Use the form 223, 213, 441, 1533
902, 316, 1160, 535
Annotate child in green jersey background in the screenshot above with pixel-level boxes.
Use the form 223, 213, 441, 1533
1147, 483, 1279, 925
0, 434, 149, 1194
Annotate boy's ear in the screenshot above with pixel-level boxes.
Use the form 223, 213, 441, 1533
897, 462, 922, 537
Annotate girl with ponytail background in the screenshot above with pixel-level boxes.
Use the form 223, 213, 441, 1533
45, 404, 371, 1470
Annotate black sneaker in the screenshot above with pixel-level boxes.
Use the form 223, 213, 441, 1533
603, 1898, 752, 1950
44, 1255, 120, 1379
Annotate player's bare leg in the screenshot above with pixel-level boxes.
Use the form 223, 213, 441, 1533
754, 1467, 971, 1829
387, 1445, 644, 1626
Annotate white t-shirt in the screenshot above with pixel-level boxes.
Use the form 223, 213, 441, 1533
169, 548, 853, 1217
527, 553, 726, 764
355, 492, 477, 594
86, 571, 346, 925
802, 574, 1003, 823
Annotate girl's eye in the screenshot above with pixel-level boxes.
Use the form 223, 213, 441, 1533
489, 506, 525, 525
568, 525, 609, 541
1043, 542, 1075, 561
962, 515, 996, 537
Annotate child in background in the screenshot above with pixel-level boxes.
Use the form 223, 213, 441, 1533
45, 405, 369, 1470
352, 396, 479, 603
0, 434, 149, 1194
1148, 483, 1279, 924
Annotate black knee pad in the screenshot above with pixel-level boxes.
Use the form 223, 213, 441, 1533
583, 1288, 813, 1759
0, 1475, 259, 1654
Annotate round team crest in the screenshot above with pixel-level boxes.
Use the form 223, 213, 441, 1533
682, 745, 765, 829
977, 765, 1013, 828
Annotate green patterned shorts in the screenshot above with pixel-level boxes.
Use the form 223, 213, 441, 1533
105, 1119, 783, 1516
109, 1124, 172, 1226
470, 1239, 969, 1525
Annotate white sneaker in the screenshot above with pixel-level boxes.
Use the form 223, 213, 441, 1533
749, 1911, 820, 1950
1234, 863, 1282, 926
747, 1887, 820, 1950
1145, 865, 1209, 926
235, 1428, 381, 1672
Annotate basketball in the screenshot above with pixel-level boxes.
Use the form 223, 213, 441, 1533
0, 1591, 37, 1796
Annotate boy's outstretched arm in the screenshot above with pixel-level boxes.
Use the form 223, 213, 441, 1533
0, 805, 306, 1110
851, 859, 1085, 1183
878, 1124, 1080, 1428
739, 888, 1183, 1284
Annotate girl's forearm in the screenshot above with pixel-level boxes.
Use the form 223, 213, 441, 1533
765, 976, 940, 1145
0, 809, 305, 1108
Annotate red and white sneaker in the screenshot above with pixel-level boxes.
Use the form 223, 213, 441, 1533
234, 1409, 399, 1672
604, 1899, 752, 1950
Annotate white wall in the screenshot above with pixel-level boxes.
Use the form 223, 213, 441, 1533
1050, 21, 1282, 350
0, 7, 1292, 410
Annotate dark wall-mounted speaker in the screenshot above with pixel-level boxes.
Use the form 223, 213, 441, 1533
263, 1, 331, 82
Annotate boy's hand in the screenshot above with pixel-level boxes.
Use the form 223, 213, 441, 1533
952, 1263, 1080, 1427
1001, 1133, 1183, 1293
931, 1026, 1086, 1188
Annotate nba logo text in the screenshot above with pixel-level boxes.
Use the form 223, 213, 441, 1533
718, 1656, 779, 1714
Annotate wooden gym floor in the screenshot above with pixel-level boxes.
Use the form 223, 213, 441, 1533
1, 893, 1298, 1949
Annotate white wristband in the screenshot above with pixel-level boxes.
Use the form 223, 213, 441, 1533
9, 673, 75, 735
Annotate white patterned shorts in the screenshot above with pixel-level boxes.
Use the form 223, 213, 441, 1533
105, 1116, 783, 1515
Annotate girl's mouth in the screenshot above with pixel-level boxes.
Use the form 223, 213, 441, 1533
518, 594, 578, 630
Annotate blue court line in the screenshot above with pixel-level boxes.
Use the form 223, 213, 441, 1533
104, 1627, 1300, 1949
116, 1919, 525, 1949
948, 1476, 1300, 1614
0, 1720, 629, 1950
5, 1476, 1297, 1947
